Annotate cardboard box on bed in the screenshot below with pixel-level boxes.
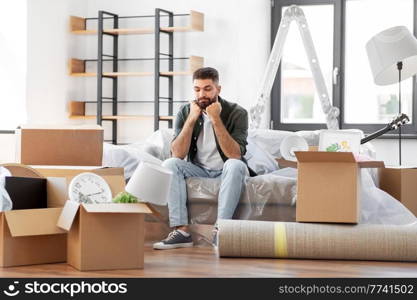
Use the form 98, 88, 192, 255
278, 151, 384, 223
57, 176, 152, 271
16, 125, 103, 166
379, 167, 417, 217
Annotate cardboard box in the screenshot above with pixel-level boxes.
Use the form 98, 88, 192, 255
0, 164, 125, 267
33, 166, 124, 178
278, 151, 384, 224
56, 174, 152, 271
0, 208, 66, 267
46, 175, 126, 208
57, 201, 151, 271
379, 167, 417, 217
31, 166, 125, 208
16, 125, 103, 166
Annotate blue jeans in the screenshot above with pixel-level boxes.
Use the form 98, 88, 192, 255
162, 158, 248, 227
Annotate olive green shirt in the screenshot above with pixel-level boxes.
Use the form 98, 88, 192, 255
173, 97, 255, 175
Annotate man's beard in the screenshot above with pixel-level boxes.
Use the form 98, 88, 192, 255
196, 96, 217, 109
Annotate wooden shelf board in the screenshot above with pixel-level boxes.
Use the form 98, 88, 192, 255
70, 26, 201, 35
104, 28, 154, 35
160, 26, 195, 32
69, 115, 175, 121
159, 116, 175, 120
71, 30, 98, 35
69, 72, 96, 77
70, 71, 194, 77
160, 71, 192, 76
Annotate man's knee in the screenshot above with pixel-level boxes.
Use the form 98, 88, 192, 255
223, 159, 247, 175
162, 157, 184, 171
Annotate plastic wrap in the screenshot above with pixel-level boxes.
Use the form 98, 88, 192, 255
0, 167, 12, 211
102, 128, 416, 230
103, 142, 163, 179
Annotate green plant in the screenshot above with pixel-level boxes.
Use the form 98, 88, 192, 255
112, 191, 139, 203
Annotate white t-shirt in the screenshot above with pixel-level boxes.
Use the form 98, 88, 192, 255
195, 113, 224, 171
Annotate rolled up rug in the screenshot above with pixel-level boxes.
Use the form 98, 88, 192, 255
217, 219, 417, 262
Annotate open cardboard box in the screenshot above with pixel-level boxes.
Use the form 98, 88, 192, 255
15, 125, 103, 166
379, 167, 417, 217
54, 173, 152, 271
57, 201, 151, 271
277, 151, 384, 224
0, 164, 128, 268
0, 164, 68, 267
29, 166, 124, 208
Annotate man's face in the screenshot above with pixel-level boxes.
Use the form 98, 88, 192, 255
193, 79, 221, 109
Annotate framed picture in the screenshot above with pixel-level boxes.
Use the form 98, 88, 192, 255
318, 130, 361, 154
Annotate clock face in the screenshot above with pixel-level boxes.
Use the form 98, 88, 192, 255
68, 172, 112, 204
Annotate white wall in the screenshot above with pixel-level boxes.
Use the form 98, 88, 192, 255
77, 0, 271, 142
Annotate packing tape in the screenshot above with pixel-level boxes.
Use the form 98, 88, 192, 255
274, 222, 288, 258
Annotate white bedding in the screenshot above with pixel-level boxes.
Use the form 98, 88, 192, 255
102, 129, 415, 226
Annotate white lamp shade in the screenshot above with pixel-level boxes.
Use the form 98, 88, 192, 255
366, 26, 417, 85
125, 162, 173, 206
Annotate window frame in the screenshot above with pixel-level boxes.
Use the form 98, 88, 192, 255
271, 0, 417, 138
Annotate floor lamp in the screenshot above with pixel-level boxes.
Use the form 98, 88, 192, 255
366, 26, 417, 165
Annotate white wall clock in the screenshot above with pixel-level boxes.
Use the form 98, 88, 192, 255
68, 172, 112, 204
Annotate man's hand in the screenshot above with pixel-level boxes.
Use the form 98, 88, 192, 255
206, 101, 222, 121
189, 100, 202, 122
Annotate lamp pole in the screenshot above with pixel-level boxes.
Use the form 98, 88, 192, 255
397, 61, 403, 166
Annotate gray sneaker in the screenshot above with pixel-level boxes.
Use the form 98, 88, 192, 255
153, 230, 194, 250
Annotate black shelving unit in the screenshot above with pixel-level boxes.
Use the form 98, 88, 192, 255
97, 10, 119, 145
74, 9, 200, 144
155, 8, 174, 130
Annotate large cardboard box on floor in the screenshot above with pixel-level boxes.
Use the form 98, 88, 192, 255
0, 164, 68, 267
0, 208, 66, 267
278, 151, 384, 223
16, 125, 103, 166
379, 167, 417, 217
0, 164, 126, 267
57, 177, 152, 271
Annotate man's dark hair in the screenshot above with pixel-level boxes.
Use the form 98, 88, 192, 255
192, 67, 219, 83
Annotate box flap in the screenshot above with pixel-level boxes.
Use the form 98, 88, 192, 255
82, 203, 152, 214
295, 151, 356, 163
1, 163, 44, 178
57, 200, 80, 231
4, 208, 66, 237
34, 167, 124, 179
276, 158, 297, 169
46, 177, 68, 208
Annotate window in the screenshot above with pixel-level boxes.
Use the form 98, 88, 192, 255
272, 0, 417, 135
0, 0, 27, 132
281, 4, 334, 124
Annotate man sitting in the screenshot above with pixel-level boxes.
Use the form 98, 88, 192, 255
153, 67, 253, 250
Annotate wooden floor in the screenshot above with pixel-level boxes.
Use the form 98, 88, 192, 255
2, 243, 417, 278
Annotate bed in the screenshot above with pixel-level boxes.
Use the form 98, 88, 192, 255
102, 128, 416, 227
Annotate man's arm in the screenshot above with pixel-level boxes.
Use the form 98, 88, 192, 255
211, 117, 242, 159
206, 101, 242, 159
171, 101, 201, 159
